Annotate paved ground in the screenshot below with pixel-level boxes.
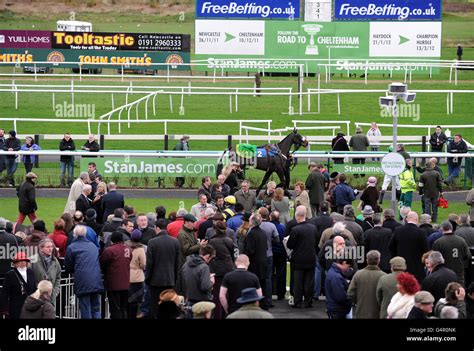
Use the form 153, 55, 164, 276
270, 296, 328, 319
0, 187, 470, 201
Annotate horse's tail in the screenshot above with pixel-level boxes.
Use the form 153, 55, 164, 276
216, 147, 230, 177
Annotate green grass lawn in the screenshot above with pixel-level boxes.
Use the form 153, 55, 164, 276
0, 197, 469, 229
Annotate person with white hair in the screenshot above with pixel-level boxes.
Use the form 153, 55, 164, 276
287, 206, 318, 308
419, 214, 436, 236
81, 134, 100, 153
20, 280, 55, 319
421, 251, 458, 303
440, 305, 459, 319
75, 184, 93, 216
65, 225, 104, 319
64, 172, 90, 215
30, 238, 62, 306
319, 218, 356, 248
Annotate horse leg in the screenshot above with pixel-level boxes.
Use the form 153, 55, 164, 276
256, 170, 273, 195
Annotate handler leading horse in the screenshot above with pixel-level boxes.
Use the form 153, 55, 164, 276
217, 129, 308, 195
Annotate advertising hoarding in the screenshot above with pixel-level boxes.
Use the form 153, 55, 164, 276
334, 0, 442, 21
196, 0, 299, 19
0, 30, 191, 70
194, 20, 442, 73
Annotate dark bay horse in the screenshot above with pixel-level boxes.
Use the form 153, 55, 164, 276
217, 129, 309, 194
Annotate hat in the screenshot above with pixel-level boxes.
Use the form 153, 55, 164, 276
130, 229, 142, 242
242, 212, 251, 222
183, 213, 197, 222
414, 291, 435, 305
180, 135, 190, 141
330, 172, 339, 180
389, 256, 407, 270
33, 220, 46, 233
307, 161, 317, 170
336, 130, 345, 136
236, 287, 264, 304
367, 176, 377, 186
356, 126, 363, 133
212, 213, 224, 221
159, 289, 183, 305
8, 130, 16, 137
12, 252, 30, 263
192, 301, 216, 316
224, 195, 236, 205
111, 231, 124, 243
362, 205, 374, 216
26, 172, 37, 179
85, 208, 97, 220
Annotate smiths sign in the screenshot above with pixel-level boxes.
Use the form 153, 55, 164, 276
52, 32, 191, 52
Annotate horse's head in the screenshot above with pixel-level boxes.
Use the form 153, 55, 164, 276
291, 129, 309, 148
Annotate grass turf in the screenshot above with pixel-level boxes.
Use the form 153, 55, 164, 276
0, 197, 469, 228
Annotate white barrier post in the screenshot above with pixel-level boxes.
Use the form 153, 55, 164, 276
14, 81, 18, 110
337, 93, 341, 115
111, 93, 115, 110
229, 94, 232, 113
169, 94, 173, 113
71, 80, 74, 107
118, 108, 123, 133
450, 92, 454, 114
455, 66, 458, 86
180, 88, 185, 114
446, 93, 450, 115
239, 121, 242, 144
317, 68, 321, 113
235, 89, 238, 112
299, 67, 303, 115
52, 92, 55, 111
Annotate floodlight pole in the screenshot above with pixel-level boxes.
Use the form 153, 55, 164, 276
391, 101, 398, 215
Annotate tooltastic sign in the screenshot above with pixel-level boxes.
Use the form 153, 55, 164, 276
193, 20, 442, 72
52, 32, 191, 52
334, 0, 442, 21
196, 0, 299, 19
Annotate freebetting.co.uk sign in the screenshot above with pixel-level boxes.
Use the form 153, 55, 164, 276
196, 0, 299, 19
334, 0, 441, 21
